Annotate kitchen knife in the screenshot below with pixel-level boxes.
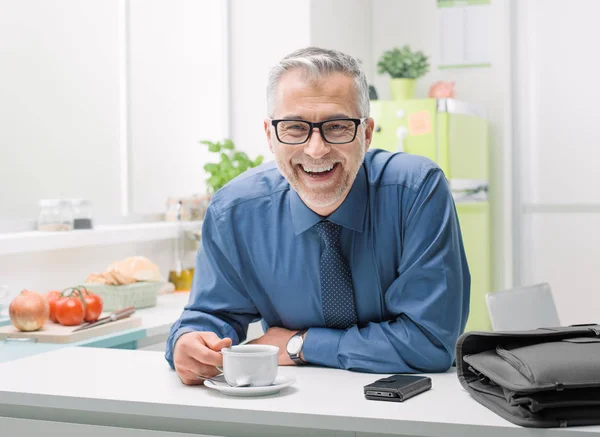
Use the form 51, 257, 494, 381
72, 306, 136, 332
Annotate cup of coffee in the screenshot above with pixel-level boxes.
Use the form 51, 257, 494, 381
220, 344, 279, 387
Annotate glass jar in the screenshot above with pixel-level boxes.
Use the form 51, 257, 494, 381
186, 194, 210, 221
38, 199, 73, 231
71, 199, 93, 229
165, 197, 180, 222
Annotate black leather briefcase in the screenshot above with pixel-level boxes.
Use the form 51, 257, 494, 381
456, 324, 600, 428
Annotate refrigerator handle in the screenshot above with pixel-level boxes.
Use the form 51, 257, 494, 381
396, 126, 408, 153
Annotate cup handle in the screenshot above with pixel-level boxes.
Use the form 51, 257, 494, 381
216, 350, 224, 373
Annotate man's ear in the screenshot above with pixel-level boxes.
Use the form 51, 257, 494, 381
364, 117, 375, 151
264, 119, 274, 153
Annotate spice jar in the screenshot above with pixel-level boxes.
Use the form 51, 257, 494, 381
186, 194, 210, 221
71, 199, 93, 229
38, 199, 73, 231
165, 197, 180, 222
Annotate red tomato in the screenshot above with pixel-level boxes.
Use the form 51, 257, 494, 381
55, 296, 85, 326
45, 290, 61, 323
81, 291, 103, 322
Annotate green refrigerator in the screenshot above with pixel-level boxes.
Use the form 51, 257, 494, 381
370, 98, 491, 332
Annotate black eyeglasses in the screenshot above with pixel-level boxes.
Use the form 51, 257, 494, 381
271, 118, 367, 145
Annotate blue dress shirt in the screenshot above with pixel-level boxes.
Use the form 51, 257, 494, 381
165, 149, 470, 373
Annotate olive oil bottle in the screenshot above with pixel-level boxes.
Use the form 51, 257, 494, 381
168, 200, 193, 291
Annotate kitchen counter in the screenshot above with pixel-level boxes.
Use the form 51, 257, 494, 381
0, 291, 192, 363
0, 291, 264, 363
0, 347, 599, 437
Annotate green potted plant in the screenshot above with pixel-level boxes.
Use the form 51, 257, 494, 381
377, 45, 429, 100
200, 139, 264, 194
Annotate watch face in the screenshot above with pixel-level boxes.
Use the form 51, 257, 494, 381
287, 335, 303, 355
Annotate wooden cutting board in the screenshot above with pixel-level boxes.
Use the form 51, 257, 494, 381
0, 316, 142, 344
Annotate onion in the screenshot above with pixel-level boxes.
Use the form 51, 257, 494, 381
9, 290, 49, 332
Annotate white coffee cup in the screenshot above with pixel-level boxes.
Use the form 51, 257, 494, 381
220, 344, 279, 387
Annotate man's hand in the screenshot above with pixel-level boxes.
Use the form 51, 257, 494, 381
248, 326, 305, 365
173, 331, 232, 385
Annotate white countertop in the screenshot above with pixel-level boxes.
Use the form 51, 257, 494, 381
0, 347, 598, 437
136, 291, 190, 337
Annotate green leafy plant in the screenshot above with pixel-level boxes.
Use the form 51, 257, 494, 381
377, 45, 430, 79
200, 139, 264, 193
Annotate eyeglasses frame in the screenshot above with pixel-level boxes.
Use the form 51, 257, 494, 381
270, 117, 368, 145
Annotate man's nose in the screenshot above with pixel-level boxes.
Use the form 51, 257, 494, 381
303, 128, 330, 159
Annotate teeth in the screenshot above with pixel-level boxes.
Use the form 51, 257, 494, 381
302, 164, 334, 173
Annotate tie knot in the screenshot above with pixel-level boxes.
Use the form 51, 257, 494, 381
314, 221, 341, 247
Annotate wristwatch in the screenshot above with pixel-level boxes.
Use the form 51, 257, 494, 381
286, 329, 308, 365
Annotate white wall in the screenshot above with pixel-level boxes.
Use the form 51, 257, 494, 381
371, 0, 513, 291
523, 215, 600, 325
309, 0, 374, 83
0, 0, 227, 221
514, 0, 600, 325
516, 0, 600, 205
129, 0, 227, 214
0, 0, 123, 220
229, 0, 311, 159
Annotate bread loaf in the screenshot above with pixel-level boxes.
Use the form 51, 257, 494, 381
107, 256, 163, 282
85, 271, 137, 285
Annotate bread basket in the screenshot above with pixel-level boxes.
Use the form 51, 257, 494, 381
83, 281, 165, 311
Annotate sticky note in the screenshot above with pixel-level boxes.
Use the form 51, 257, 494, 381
408, 111, 432, 136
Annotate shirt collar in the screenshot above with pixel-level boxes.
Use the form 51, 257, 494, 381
290, 165, 367, 236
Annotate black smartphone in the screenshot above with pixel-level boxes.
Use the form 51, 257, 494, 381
363, 374, 432, 402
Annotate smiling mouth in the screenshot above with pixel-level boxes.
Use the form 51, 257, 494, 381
299, 163, 338, 177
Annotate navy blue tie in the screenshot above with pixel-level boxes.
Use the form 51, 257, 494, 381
314, 221, 358, 329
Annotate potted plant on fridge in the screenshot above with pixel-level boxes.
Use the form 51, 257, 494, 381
376, 45, 430, 100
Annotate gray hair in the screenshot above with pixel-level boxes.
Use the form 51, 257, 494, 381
266, 47, 370, 118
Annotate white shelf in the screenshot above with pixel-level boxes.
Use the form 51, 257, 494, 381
0, 221, 202, 256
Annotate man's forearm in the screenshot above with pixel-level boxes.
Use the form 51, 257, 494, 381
301, 318, 455, 373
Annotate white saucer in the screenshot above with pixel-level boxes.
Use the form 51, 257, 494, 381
204, 375, 296, 397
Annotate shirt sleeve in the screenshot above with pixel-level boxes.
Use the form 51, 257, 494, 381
302, 167, 471, 373
164, 205, 260, 369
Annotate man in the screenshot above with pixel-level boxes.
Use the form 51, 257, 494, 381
166, 47, 470, 385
